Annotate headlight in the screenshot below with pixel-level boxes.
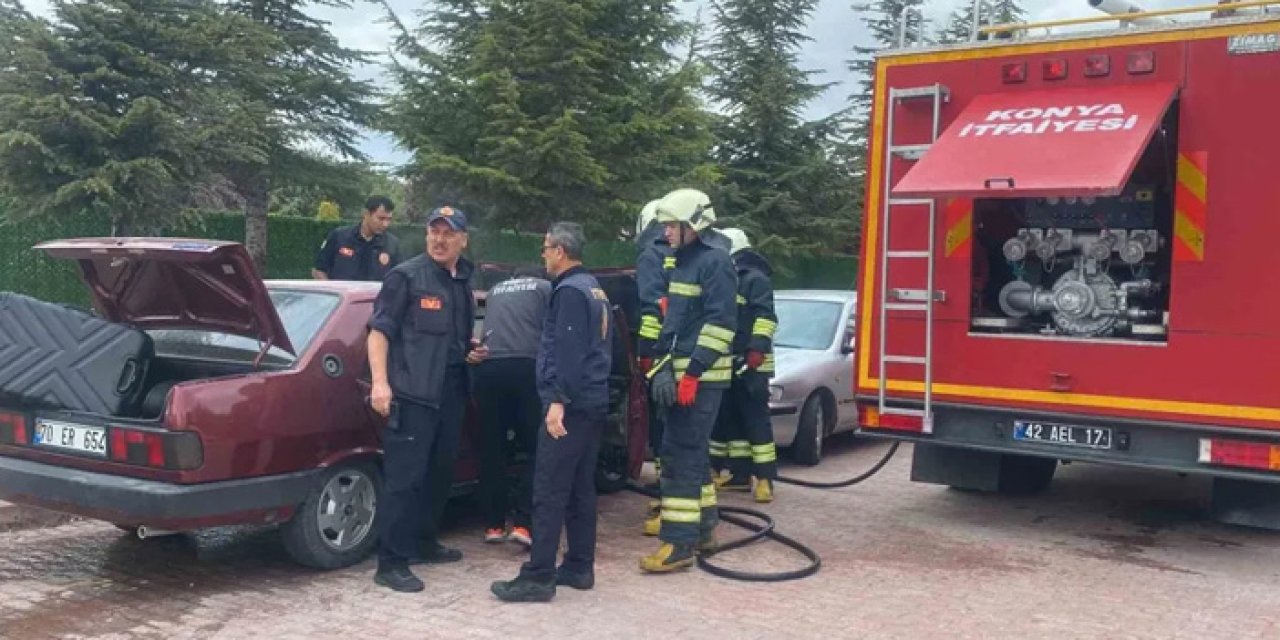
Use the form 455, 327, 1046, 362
768, 385, 783, 403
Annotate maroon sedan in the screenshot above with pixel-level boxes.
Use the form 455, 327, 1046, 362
0, 239, 647, 568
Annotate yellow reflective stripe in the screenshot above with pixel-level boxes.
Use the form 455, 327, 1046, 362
661, 496, 702, 522
736, 294, 746, 305
673, 356, 733, 382
709, 441, 729, 456
697, 333, 731, 352
662, 510, 702, 523
700, 369, 731, 382
701, 324, 735, 343
728, 441, 752, 458
639, 314, 662, 339
673, 356, 733, 371
752, 318, 777, 338
663, 256, 676, 270
669, 282, 702, 297
700, 484, 717, 508
751, 443, 778, 463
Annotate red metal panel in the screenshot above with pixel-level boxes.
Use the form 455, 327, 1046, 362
893, 83, 1178, 199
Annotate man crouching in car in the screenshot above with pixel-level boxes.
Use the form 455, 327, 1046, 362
367, 205, 489, 593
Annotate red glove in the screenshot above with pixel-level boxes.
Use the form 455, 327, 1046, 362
745, 351, 764, 370
677, 374, 700, 406
658, 296, 669, 317
638, 357, 653, 373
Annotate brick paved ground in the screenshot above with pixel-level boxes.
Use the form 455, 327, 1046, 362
3, 438, 1280, 639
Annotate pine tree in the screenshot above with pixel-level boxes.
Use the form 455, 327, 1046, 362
0, 0, 276, 235
706, 0, 855, 254
221, 0, 378, 269
937, 1, 1026, 44
383, 0, 713, 238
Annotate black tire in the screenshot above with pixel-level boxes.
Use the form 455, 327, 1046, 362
997, 454, 1057, 495
791, 393, 826, 466
281, 461, 381, 570
595, 444, 628, 494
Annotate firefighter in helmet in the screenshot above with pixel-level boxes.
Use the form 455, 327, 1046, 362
640, 188, 737, 573
635, 199, 675, 534
708, 228, 779, 503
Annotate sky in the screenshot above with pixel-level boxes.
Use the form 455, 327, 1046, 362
20, 0, 1216, 166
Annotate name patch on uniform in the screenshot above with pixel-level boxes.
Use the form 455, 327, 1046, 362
338, 247, 355, 257
420, 296, 443, 310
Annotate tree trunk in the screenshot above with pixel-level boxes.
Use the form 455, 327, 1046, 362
241, 175, 270, 274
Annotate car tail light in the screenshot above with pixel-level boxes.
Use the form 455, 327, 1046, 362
0, 411, 27, 444
858, 404, 925, 433
1001, 62, 1027, 84
1084, 54, 1111, 77
109, 426, 203, 470
1042, 58, 1068, 81
1127, 51, 1155, 74
1199, 438, 1280, 472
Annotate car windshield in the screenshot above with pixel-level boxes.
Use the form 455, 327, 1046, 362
773, 299, 844, 350
147, 289, 340, 365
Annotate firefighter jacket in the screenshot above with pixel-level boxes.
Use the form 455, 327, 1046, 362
731, 249, 777, 375
655, 236, 738, 387
635, 222, 675, 359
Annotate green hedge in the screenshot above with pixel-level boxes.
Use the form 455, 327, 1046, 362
0, 213, 858, 304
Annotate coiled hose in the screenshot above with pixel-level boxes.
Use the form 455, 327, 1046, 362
625, 440, 901, 582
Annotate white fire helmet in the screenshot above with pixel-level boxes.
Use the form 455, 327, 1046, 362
720, 228, 751, 255
655, 188, 715, 232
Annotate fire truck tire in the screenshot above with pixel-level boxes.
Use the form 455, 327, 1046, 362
997, 454, 1057, 495
791, 393, 829, 467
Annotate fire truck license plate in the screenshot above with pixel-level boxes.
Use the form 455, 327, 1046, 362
1013, 420, 1111, 450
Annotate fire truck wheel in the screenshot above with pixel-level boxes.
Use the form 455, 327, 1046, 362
997, 454, 1057, 495
792, 392, 830, 467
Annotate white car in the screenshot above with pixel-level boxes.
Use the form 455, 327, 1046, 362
767, 290, 858, 465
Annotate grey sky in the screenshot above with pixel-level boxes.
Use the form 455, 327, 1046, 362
20, 0, 1218, 165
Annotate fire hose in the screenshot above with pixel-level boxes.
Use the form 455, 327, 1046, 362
624, 440, 900, 582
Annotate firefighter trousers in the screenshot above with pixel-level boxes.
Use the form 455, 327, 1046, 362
659, 387, 722, 546
710, 370, 777, 480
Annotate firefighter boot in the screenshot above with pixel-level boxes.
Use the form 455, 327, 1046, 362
643, 512, 662, 537
754, 478, 774, 504
643, 500, 661, 536
716, 474, 751, 492
639, 543, 696, 573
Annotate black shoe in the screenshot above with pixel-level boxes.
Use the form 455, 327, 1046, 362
555, 568, 594, 591
490, 576, 556, 602
410, 544, 463, 565
374, 566, 424, 593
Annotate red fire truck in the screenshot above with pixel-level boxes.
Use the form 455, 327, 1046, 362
855, 1, 1280, 527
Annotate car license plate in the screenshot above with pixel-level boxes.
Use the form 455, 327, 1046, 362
1013, 420, 1112, 450
32, 419, 108, 457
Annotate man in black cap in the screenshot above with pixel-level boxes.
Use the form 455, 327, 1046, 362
367, 205, 487, 592
313, 196, 401, 281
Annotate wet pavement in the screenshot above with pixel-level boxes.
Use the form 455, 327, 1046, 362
3, 438, 1280, 639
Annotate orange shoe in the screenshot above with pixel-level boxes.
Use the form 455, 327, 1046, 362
484, 527, 507, 543
509, 526, 533, 548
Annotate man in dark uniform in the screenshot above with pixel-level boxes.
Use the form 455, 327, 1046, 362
367, 205, 487, 593
313, 195, 401, 281
709, 228, 779, 503
491, 222, 613, 602
474, 265, 550, 547
634, 199, 674, 533
641, 188, 737, 573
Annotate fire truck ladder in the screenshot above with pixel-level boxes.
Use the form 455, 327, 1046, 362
877, 83, 949, 434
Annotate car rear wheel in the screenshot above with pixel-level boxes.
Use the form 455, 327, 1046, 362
281, 461, 381, 569
791, 393, 826, 466
595, 444, 628, 494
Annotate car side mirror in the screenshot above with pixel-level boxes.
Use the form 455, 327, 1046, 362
841, 332, 855, 354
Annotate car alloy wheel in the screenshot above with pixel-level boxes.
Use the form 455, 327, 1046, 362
315, 467, 377, 552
